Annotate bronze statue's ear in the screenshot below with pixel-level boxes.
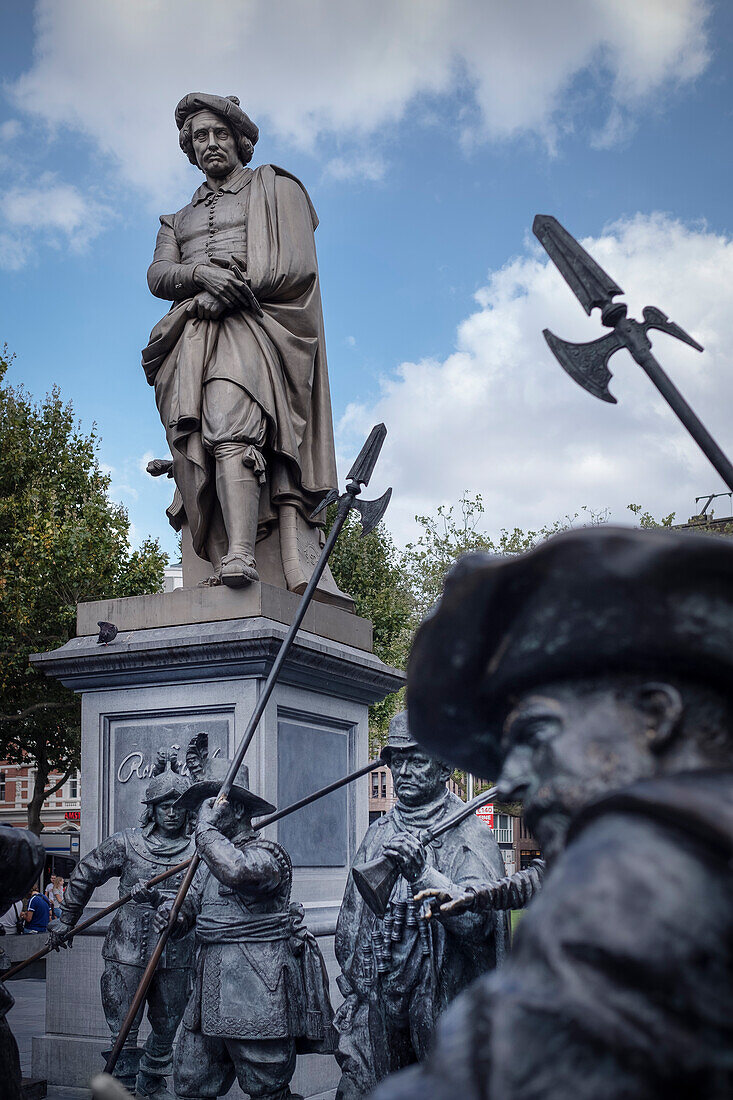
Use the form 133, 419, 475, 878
635, 682, 683, 753
438, 762, 453, 783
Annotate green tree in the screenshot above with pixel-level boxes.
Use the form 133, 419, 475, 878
402, 492, 609, 621
327, 505, 412, 753
0, 353, 167, 833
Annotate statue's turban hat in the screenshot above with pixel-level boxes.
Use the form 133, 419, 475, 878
175, 92, 259, 158
407, 525, 733, 776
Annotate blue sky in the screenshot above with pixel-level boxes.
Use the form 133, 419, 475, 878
2, 0, 733, 557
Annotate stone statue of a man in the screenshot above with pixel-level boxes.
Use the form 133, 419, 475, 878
143, 92, 338, 589
49, 764, 196, 1097
334, 711, 509, 1098
377, 526, 733, 1100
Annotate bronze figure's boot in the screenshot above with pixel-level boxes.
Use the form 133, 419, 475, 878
215, 445, 262, 587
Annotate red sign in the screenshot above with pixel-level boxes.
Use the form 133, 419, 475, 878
64, 811, 80, 821
475, 803, 494, 830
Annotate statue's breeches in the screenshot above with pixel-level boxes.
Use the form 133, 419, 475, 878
174, 1029, 296, 1100
200, 378, 267, 453
336, 988, 432, 1097
101, 960, 190, 1077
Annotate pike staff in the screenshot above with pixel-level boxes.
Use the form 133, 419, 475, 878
105, 424, 392, 1075
1, 755, 385, 983
533, 214, 733, 492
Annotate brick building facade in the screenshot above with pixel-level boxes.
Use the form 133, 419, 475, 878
0, 761, 81, 879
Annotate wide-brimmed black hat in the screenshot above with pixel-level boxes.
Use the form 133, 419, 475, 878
174, 757, 275, 818
407, 525, 733, 776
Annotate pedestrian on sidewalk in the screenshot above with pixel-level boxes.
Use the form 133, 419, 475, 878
21, 886, 51, 934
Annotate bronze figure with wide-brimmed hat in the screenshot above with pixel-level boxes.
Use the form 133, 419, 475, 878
375, 525, 733, 1100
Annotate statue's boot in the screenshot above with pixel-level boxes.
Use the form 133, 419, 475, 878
136, 1073, 174, 1100
137, 1046, 174, 1099
101, 1048, 142, 1095
215, 445, 262, 588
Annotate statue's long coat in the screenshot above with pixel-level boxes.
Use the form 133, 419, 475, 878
61, 828, 195, 969
142, 164, 337, 557
336, 792, 510, 1018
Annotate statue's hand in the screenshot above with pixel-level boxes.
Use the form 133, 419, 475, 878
130, 880, 160, 907
47, 918, 73, 951
197, 796, 232, 831
333, 992, 359, 1035
413, 886, 452, 919
422, 884, 473, 919
193, 263, 257, 311
152, 900, 181, 935
187, 291, 225, 320
382, 832, 426, 883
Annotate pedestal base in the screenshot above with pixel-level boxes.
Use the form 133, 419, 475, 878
31, 610, 403, 1094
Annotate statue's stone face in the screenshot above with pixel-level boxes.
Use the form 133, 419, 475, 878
152, 795, 188, 837
389, 748, 449, 808
499, 681, 658, 863
190, 109, 239, 178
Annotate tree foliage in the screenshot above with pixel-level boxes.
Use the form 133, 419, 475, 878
327, 504, 412, 752
0, 352, 167, 832
402, 493, 611, 621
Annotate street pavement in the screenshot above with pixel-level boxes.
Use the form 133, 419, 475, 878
7, 977, 336, 1099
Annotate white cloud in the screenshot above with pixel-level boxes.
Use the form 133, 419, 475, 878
338, 213, 733, 544
0, 120, 20, 140
9, 0, 710, 202
323, 154, 386, 184
0, 175, 110, 265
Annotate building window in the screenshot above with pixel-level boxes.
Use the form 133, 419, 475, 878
69, 774, 79, 800
371, 773, 379, 799
381, 771, 387, 799
0, 772, 5, 802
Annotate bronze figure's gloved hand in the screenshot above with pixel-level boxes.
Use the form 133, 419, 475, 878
197, 795, 234, 831
333, 992, 359, 1035
152, 899, 185, 935
47, 918, 74, 951
415, 885, 479, 918
382, 832, 427, 882
130, 880, 162, 907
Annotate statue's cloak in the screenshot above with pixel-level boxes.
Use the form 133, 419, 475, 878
142, 164, 337, 558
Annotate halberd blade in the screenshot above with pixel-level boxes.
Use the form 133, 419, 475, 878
309, 488, 339, 521
354, 488, 392, 537
543, 328, 622, 403
347, 423, 387, 487
533, 215, 624, 316
642, 306, 704, 352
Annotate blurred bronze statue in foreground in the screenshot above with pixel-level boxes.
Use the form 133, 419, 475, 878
0, 827, 45, 1100
376, 526, 733, 1100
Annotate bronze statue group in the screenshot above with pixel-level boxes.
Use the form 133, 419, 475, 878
2, 88, 732, 1100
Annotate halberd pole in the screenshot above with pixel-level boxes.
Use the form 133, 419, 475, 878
4, 755, 385, 983
104, 424, 391, 1075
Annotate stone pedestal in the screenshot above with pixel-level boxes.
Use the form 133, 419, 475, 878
30, 584, 403, 1094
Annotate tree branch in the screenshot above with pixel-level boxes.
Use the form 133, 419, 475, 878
0, 700, 75, 724
43, 767, 74, 800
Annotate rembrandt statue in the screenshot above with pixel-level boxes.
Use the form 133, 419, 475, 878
143, 92, 337, 589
